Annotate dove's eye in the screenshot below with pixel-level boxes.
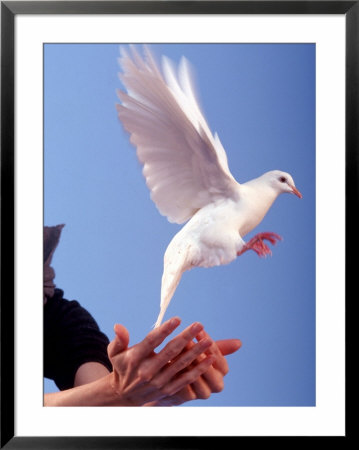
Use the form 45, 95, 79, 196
279, 176, 286, 183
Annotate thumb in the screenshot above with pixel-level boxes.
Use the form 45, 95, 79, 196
108, 324, 130, 359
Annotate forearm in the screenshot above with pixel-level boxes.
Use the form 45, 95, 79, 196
44, 373, 121, 406
74, 362, 111, 387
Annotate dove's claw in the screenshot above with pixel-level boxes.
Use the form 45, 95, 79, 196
237, 232, 282, 258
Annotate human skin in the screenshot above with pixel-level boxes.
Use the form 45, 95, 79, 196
44, 317, 241, 406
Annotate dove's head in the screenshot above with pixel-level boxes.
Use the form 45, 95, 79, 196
265, 170, 302, 198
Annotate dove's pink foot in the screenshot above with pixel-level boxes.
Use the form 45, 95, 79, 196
237, 232, 282, 258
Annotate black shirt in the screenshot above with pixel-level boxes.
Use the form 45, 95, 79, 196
44, 288, 112, 390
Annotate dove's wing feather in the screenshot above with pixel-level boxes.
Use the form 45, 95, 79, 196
165, 56, 235, 182
116, 46, 239, 224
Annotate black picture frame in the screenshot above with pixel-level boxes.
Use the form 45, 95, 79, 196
1, 1, 356, 447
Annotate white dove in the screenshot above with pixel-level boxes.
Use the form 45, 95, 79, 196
116, 46, 302, 328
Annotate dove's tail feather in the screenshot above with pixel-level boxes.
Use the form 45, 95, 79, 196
154, 270, 183, 328
154, 244, 191, 328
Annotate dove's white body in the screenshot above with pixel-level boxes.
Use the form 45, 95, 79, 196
166, 179, 279, 269
116, 46, 301, 328
158, 177, 280, 327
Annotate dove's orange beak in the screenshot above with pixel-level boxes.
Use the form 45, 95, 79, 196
291, 185, 303, 198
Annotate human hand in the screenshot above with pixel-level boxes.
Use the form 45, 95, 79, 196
107, 317, 216, 406
190, 330, 241, 399
146, 330, 242, 406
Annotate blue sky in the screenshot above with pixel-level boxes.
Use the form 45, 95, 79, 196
44, 43, 315, 406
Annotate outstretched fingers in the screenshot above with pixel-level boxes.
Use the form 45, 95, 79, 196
156, 322, 205, 368
131, 321, 216, 404
190, 331, 242, 397
131, 317, 181, 362
138, 322, 206, 379
160, 354, 216, 398
150, 336, 212, 386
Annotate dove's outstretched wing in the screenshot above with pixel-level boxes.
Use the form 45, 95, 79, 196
116, 45, 239, 224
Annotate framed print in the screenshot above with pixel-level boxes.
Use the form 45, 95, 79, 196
1, 0, 356, 447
